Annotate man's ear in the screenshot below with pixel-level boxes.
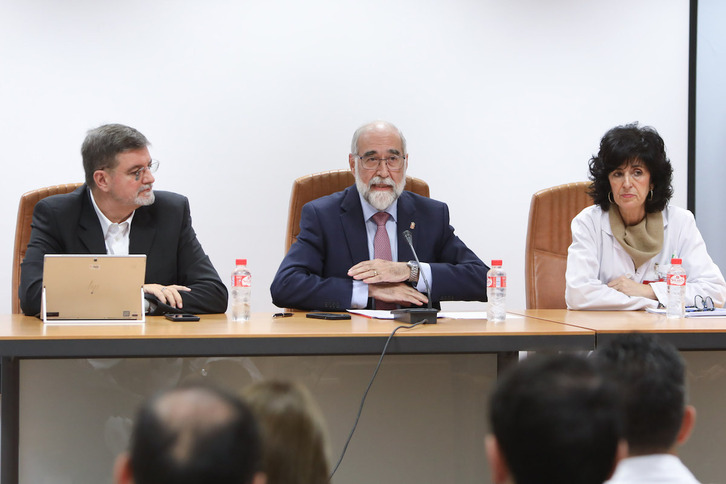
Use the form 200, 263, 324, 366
485, 434, 510, 484
676, 405, 697, 446
606, 439, 628, 481
251, 471, 267, 484
94, 169, 111, 192
112, 452, 134, 484
349, 154, 356, 174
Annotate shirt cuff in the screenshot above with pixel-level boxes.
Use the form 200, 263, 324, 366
351, 280, 369, 308
414, 263, 432, 294
650, 281, 668, 306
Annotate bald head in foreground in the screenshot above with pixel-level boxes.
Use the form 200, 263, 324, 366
114, 384, 266, 484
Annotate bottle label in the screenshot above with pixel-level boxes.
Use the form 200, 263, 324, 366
233, 274, 251, 288
667, 274, 686, 287
487, 275, 506, 288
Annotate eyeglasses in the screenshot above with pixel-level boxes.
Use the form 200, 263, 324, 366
128, 160, 159, 181
355, 155, 405, 171
686, 295, 715, 312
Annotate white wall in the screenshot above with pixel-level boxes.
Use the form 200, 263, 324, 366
696, 0, 726, 272
0, 0, 690, 314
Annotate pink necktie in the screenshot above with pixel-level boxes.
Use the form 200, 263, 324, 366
372, 212, 396, 310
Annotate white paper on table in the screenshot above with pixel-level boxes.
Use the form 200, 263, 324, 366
347, 309, 395, 319
348, 310, 501, 320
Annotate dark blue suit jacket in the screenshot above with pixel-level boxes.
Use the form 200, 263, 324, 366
270, 186, 488, 310
19, 184, 228, 316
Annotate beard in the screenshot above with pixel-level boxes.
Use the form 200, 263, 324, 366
355, 162, 406, 211
134, 184, 155, 206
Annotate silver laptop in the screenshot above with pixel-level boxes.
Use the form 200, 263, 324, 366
41, 254, 146, 324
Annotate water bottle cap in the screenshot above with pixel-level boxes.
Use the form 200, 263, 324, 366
236, 259, 247, 266
491, 260, 502, 266
671, 258, 682, 265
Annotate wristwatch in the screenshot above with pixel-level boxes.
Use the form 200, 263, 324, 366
407, 260, 420, 283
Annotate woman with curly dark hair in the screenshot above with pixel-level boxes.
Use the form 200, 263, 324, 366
565, 123, 726, 310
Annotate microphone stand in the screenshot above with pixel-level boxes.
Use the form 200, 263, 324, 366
391, 230, 439, 324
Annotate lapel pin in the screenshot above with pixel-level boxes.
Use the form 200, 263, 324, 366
410, 222, 415, 230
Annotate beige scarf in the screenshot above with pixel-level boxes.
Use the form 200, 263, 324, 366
609, 208, 664, 269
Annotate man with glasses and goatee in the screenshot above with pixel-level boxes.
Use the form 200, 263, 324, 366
19, 123, 227, 316
271, 120, 488, 311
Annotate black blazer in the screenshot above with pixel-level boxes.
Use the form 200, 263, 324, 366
270, 186, 488, 310
19, 184, 227, 316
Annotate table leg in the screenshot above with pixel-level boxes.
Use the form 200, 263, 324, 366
1, 357, 19, 484
496, 351, 519, 375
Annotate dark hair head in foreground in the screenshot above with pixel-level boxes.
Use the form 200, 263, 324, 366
487, 353, 623, 484
115, 383, 264, 484
594, 332, 694, 455
242, 380, 330, 484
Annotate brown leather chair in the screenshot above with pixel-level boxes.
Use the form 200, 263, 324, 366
12, 183, 83, 313
285, 169, 430, 252
525, 182, 593, 309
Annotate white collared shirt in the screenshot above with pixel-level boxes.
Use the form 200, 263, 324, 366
89, 190, 135, 255
606, 454, 701, 484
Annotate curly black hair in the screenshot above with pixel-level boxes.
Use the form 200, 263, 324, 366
588, 123, 673, 212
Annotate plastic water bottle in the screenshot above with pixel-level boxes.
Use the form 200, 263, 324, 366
666, 258, 686, 319
487, 260, 506, 323
231, 259, 251, 322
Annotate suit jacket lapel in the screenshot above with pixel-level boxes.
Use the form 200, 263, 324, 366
340, 186, 369, 264
129, 205, 156, 254
396, 192, 417, 262
77, 186, 108, 253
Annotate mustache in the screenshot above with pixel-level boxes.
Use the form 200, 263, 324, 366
137, 184, 153, 193
368, 176, 395, 188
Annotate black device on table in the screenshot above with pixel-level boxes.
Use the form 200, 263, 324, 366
165, 313, 200, 322
306, 312, 351, 320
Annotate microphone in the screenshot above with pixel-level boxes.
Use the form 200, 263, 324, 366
391, 229, 440, 324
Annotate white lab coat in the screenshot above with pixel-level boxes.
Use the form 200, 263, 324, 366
565, 205, 726, 310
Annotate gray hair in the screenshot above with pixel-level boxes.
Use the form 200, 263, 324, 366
350, 120, 407, 156
81, 123, 149, 188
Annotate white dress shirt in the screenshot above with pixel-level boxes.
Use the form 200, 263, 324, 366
351, 194, 432, 308
89, 190, 150, 312
606, 454, 701, 484
89, 190, 135, 255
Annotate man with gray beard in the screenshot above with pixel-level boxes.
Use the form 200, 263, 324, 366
19, 123, 227, 316
271, 120, 488, 311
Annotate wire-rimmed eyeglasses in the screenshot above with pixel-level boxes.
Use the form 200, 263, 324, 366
128, 160, 159, 181
354, 155, 405, 171
687, 295, 715, 312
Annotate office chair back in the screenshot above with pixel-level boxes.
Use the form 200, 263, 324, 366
525, 181, 592, 309
285, 169, 429, 253
12, 183, 83, 313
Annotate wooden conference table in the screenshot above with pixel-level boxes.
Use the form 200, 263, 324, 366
0, 311, 594, 484
512, 308, 726, 349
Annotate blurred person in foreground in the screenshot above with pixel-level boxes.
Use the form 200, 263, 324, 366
565, 122, 726, 310
270, 120, 488, 311
242, 380, 330, 484
486, 353, 625, 484
113, 383, 266, 484
595, 333, 701, 484
19, 123, 227, 316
